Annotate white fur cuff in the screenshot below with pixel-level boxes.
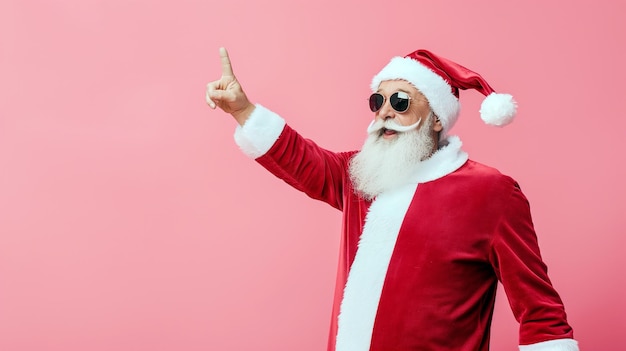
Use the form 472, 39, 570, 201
233, 104, 286, 158
519, 339, 579, 351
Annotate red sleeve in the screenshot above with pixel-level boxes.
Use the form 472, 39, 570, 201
489, 182, 574, 345
255, 124, 353, 211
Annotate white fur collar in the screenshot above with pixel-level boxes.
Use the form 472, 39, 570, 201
406, 135, 468, 184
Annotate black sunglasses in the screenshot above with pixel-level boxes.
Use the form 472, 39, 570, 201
369, 91, 412, 113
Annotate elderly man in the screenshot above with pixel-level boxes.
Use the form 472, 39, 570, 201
206, 48, 579, 351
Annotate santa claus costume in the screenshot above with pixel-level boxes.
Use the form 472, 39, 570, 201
233, 50, 578, 351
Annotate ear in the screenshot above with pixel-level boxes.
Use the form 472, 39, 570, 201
433, 116, 443, 132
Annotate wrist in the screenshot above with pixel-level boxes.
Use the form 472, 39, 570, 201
232, 102, 256, 126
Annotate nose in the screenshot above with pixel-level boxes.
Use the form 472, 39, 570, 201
376, 99, 395, 121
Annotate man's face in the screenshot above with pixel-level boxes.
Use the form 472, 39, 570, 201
349, 80, 443, 199
373, 80, 433, 140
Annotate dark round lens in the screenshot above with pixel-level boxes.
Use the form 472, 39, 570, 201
390, 92, 410, 112
369, 93, 384, 112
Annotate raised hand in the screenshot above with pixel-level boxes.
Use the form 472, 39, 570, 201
206, 47, 255, 125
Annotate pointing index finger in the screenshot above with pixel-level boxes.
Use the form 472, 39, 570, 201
219, 47, 235, 77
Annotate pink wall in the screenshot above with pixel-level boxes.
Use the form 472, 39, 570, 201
1, 1, 624, 350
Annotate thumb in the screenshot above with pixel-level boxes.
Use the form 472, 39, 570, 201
208, 89, 237, 105
205, 80, 232, 108
205, 89, 229, 108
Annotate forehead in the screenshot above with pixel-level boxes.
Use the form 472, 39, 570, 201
378, 79, 426, 100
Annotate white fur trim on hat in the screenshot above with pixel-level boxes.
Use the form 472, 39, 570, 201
371, 56, 460, 136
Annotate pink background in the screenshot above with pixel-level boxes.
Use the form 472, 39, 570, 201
1, 1, 624, 350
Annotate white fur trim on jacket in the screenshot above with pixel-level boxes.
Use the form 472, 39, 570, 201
407, 135, 468, 184
233, 104, 286, 158
519, 338, 579, 351
336, 183, 417, 351
335, 136, 468, 351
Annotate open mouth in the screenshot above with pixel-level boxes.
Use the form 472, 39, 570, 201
369, 118, 422, 138
380, 128, 398, 138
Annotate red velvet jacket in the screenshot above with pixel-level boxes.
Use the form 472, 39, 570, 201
237, 105, 576, 351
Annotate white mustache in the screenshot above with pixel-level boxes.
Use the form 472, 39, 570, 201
366, 118, 422, 135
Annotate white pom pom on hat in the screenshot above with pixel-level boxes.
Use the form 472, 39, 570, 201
480, 92, 517, 127
371, 49, 517, 138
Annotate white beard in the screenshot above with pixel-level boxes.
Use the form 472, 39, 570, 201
348, 117, 435, 200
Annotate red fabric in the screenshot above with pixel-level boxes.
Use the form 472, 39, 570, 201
255, 125, 573, 350
407, 49, 497, 98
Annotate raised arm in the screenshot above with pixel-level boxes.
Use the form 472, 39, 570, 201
205, 48, 352, 210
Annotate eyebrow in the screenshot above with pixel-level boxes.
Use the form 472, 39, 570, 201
376, 88, 411, 95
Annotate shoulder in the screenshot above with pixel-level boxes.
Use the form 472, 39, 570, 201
452, 159, 517, 186
434, 159, 522, 205
457, 159, 505, 176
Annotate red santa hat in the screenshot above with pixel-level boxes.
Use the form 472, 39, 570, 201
371, 49, 517, 138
